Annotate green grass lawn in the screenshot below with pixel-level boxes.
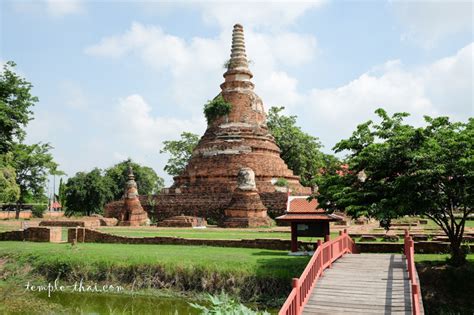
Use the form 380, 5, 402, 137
0, 241, 309, 279
97, 227, 339, 242
415, 253, 474, 263
465, 220, 474, 228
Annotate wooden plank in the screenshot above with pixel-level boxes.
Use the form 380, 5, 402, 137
302, 253, 412, 315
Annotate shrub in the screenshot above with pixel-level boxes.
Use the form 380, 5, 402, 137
274, 178, 288, 187
32, 204, 46, 218
190, 292, 270, 315
203, 95, 232, 124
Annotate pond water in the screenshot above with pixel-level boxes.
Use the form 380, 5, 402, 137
35, 291, 201, 315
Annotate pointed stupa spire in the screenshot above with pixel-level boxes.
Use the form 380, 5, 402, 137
127, 164, 135, 180
223, 24, 253, 82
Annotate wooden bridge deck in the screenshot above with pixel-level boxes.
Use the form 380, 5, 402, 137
303, 254, 414, 315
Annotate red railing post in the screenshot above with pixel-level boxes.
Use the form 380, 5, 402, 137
408, 239, 415, 281
324, 235, 332, 268
404, 231, 421, 315
292, 278, 300, 314
279, 232, 356, 314
404, 229, 409, 257
412, 283, 420, 315
317, 239, 322, 275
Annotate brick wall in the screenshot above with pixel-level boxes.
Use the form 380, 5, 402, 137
0, 210, 32, 219
0, 227, 63, 242
42, 211, 65, 219
39, 219, 100, 228
0, 230, 24, 241
104, 191, 292, 224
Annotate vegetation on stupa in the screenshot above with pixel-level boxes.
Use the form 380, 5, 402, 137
203, 94, 232, 124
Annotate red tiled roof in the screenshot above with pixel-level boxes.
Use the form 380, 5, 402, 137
51, 201, 61, 208
288, 197, 325, 213
276, 213, 340, 221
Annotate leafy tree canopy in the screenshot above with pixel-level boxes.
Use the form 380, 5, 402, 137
317, 108, 473, 265
11, 142, 62, 204
64, 168, 114, 216
160, 132, 200, 177
104, 159, 164, 200
0, 61, 37, 154
267, 106, 338, 186
0, 153, 20, 202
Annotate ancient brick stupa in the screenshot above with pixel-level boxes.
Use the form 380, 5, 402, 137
164, 24, 310, 225
172, 24, 309, 194
118, 166, 148, 226
104, 24, 312, 226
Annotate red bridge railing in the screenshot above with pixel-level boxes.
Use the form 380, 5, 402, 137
404, 230, 422, 315
279, 229, 356, 315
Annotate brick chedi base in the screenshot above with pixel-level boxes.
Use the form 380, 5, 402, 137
118, 166, 148, 226
157, 215, 207, 227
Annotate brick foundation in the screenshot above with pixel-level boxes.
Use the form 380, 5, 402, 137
0, 210, 32, 219
0, 227, 62, 242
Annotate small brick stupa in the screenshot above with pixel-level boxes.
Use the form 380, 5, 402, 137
118, 166, 148, 226
172, 24, 310, 196
223, 167, 273, 227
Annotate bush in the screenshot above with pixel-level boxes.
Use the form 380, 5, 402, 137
274, 178, 288, 187
190, 292, 270, 315
31, 204, 46, 218
204, 94, 232, 124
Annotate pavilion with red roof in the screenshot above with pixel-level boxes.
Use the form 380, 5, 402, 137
276, 196, 343, 252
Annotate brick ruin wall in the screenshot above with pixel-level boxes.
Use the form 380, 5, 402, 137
39, 220, 101, 228
104, 191, 290, 223
0, 227, 62, 242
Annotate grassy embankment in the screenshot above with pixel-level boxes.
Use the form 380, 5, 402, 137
416, 254, 474, 315
0, 241, 310, 313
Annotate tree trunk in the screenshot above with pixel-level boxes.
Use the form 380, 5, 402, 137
449, 236, 467, 267
15, 202, 20, 219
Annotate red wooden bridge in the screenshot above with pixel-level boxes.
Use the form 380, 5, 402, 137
279, 230, 423, 315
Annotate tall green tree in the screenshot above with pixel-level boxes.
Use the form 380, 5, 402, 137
317, 109, 473, 266
0, 61, 37, 154
267, 106, 337, 186
58, 177, 67, 210
64, 168, 113, 216
0, 153, 20, 203
160, 132, 200, 177
104, 159, 164, 200
11, 143, 62, 204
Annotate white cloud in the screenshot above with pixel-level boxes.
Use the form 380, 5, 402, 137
112, 94, 206, 184
46, 0, 83, 17
392, 0, 473, 48
114, 94, 205, 151
297, 42, 473, 151
260, 71, 301, 109
199, 1, 326, 30
85, 22, 318, 117
11, 0, 84, 18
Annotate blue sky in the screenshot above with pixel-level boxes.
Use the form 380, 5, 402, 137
1, 0, 473, 189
